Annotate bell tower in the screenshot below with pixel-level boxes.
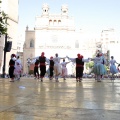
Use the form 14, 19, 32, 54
61, 4, 68, 16
42, 3, 49, 16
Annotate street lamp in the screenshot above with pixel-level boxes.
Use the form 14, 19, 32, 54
2, 34, 12, 78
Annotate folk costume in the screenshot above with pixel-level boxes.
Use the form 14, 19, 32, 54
32, 59, 40, 79
100, 53, 107, 79
14, 61, 22, 80
92, 53, 106, 82
67, 54, 89, 82
9, 54, 16, 82
15, 55, 23, 79
61, 59, 70, 80
53, 53, 65, 82
109, 56, 119, 80
34, 52, 49, 81
49, 56, 54, 80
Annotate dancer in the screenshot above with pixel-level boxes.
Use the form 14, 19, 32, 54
100, 53, 107, 79
49, 56, 54, 80
109, 56, 119, 80
53, 53, 66, 82
67, 54, 89, 82
117, 64, 120, 72
14, 61, 22, 80
91, 53, 106, 82
9, 54, 16, 82
32, 58, 40, 79
34, 52, 49, 82
61, 59, 70, 80
93, 54, 97, 80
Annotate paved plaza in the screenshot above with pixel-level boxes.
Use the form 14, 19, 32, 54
0, 77, 120, 120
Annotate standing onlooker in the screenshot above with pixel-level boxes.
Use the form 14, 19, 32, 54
15, 55, 23, 78
9, 54, 16, 82
14, 61, 22, 80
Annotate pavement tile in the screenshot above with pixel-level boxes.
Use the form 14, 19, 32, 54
0, 77, 120, 120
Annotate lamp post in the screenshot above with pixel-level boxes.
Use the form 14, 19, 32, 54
2, 34, 12, 78
2, 34, 7, 78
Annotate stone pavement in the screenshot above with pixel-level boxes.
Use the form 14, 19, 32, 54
0, 77, 120, 120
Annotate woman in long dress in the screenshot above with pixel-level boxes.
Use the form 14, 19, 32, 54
14, 61, 22, 80
92, 53, 106, 82
109, 56, 119, 80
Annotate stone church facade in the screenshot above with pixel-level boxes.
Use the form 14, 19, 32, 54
23, 4, 92, 74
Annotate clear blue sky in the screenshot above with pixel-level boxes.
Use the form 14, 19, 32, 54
18, 0, 120, 35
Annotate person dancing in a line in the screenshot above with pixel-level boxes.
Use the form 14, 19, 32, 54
9, 54, 16, 82
91, 53, 106, 82
32, 58, 40, 79
34, 52, 49, 82
61, 59, 70, 80
67, 54, 89, 82
100, 53, 107, 79
109, 56, 119, 80
49, 56, 54, 80
53, 53, 66, 82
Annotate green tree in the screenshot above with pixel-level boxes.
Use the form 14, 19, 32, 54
0, 0, 8, 36
86, 61, 94, 69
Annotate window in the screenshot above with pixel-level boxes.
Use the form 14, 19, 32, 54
49, 20, 52, 25
58, 20, 61, 25
54, 20, 57, 26
110, 41, 115, 43
30, 40, 34, 47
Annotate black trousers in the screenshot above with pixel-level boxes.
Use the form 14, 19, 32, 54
34, 67, 39, 77
76, 67, 84, 79
9, 66, 15, 78
50, 67, 54, 77
40, 66, 46, 78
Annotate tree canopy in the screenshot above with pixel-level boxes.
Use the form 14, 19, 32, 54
0, 0, 8, 36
